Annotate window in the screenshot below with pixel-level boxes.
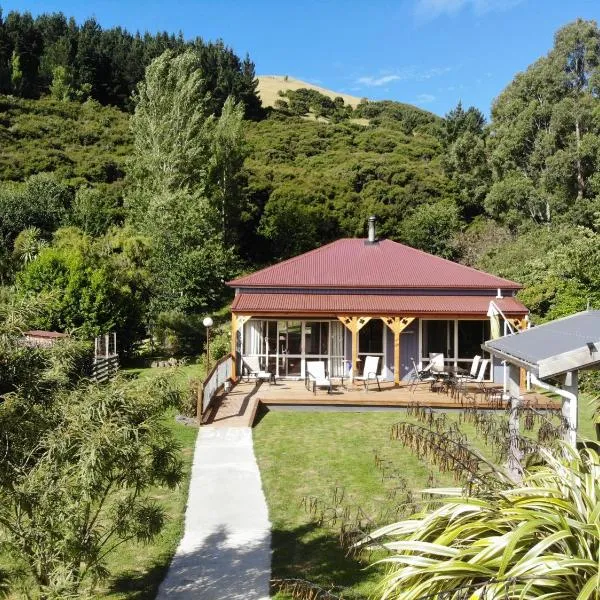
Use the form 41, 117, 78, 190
359, 319, 383, 354
422, 320, 454, 358
358, 319, 384, 375
304, 322, 329, 355
458, 320, 491, 359
278, 321, 302, 355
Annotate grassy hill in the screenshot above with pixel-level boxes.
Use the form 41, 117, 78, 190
257, 75, 364, 109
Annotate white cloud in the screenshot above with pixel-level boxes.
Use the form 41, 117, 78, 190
416, 93, 436, 103
357, 74, 402, 87
355, 66, 452, 88
415, 0, 523, 19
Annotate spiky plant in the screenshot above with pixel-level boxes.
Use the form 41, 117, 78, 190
362, 444, 600, 599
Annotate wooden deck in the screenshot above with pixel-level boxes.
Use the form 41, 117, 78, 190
203, 378, 561, 428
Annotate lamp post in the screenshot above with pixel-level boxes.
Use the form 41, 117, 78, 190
203, 316, 213, 371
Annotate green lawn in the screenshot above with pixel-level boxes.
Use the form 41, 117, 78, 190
253, 398, 597, 599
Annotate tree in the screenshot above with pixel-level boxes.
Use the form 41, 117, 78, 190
488, 19, 600, 226
0, 174, 71, 264
0, 301, 185, 598
142, 191, 238, 316
129, 48, 215, 198
10, 49, 22, 93
16, 226, 150, 353
70, 186, 123, 236
128, 49, 241, 323
208, 95, 245, 240
364, 444, 600, 600
399, 199, 461, 258
442, 103, 490, 220
442, 101, 486, 145
49, 64, 73, 100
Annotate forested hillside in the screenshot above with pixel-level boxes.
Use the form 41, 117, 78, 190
1, 9, 600, 354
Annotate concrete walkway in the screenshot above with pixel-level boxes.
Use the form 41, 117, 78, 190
157, 427, 271, 600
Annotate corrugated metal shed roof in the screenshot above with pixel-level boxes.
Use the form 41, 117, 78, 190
25, 330, 68, 339
228, 239, 521, 290
484, 311, 600, 378
231, 293, 527, 316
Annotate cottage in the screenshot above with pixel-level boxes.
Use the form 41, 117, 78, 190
228, 219, 528, 385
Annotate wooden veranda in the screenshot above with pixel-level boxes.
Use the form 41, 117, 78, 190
203, 378, 560, 428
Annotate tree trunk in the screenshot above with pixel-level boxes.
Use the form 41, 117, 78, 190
575, 118, 585, 201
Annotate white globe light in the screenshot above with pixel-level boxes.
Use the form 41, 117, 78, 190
203, 317, 214, 328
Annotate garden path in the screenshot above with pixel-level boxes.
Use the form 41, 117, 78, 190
157, 426, 271, 599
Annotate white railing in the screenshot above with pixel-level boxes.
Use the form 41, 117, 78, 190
201, 353, 234, 415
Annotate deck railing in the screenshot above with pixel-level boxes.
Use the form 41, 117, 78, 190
200, 353, 234, 421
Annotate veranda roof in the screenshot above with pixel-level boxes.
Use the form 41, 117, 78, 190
228, 239, 522, 290
231, 293, 526, 317
484, 310, 600, 379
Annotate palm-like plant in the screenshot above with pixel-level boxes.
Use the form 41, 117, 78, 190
12, 226, 48, 264
363, 444, 600, 599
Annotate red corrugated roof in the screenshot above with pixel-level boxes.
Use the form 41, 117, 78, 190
228, 239, 521, 290
231, 293, 527, 316
25, 330, 68, 338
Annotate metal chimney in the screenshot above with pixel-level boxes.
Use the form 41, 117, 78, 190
367, 216, 377, 244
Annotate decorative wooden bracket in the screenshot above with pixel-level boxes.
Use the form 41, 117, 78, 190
381, 316, 414, 335
236, 315, 252, 327
337, 316, 372, 377
337, 315, 371, 331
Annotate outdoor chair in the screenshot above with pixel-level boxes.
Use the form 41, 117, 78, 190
461, 358, 490, 403
408, 358, 436, 393
305, 360, 332, 394
457, 355, 481, 383
428, 353, 445, 374
353, 355, 381, 391
242, 356, 275, 385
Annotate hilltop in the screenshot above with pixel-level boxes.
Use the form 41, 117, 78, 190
257, 75, 364, 109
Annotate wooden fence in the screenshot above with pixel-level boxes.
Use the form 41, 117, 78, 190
92, 355, 119, 383
198, 353, 234, 422
92, 332, 119, 383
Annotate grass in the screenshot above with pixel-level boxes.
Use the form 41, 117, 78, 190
253, 397, 598, 599
257, 75, 363, 109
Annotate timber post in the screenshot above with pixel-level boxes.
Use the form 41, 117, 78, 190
510, 317, 529, 391
382, 317, 414, 386
230, 313, 251, 382
231, 312, 237, 380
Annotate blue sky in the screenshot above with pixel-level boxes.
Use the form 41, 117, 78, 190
2, 0, 599, 116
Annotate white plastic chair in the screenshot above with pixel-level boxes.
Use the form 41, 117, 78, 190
354, 355, 381, 391
242, 356, 274, 385
429, 353, 445, 373
463, 358, 490, 401
305, 360, 332, 394
458, 355, 481, 382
